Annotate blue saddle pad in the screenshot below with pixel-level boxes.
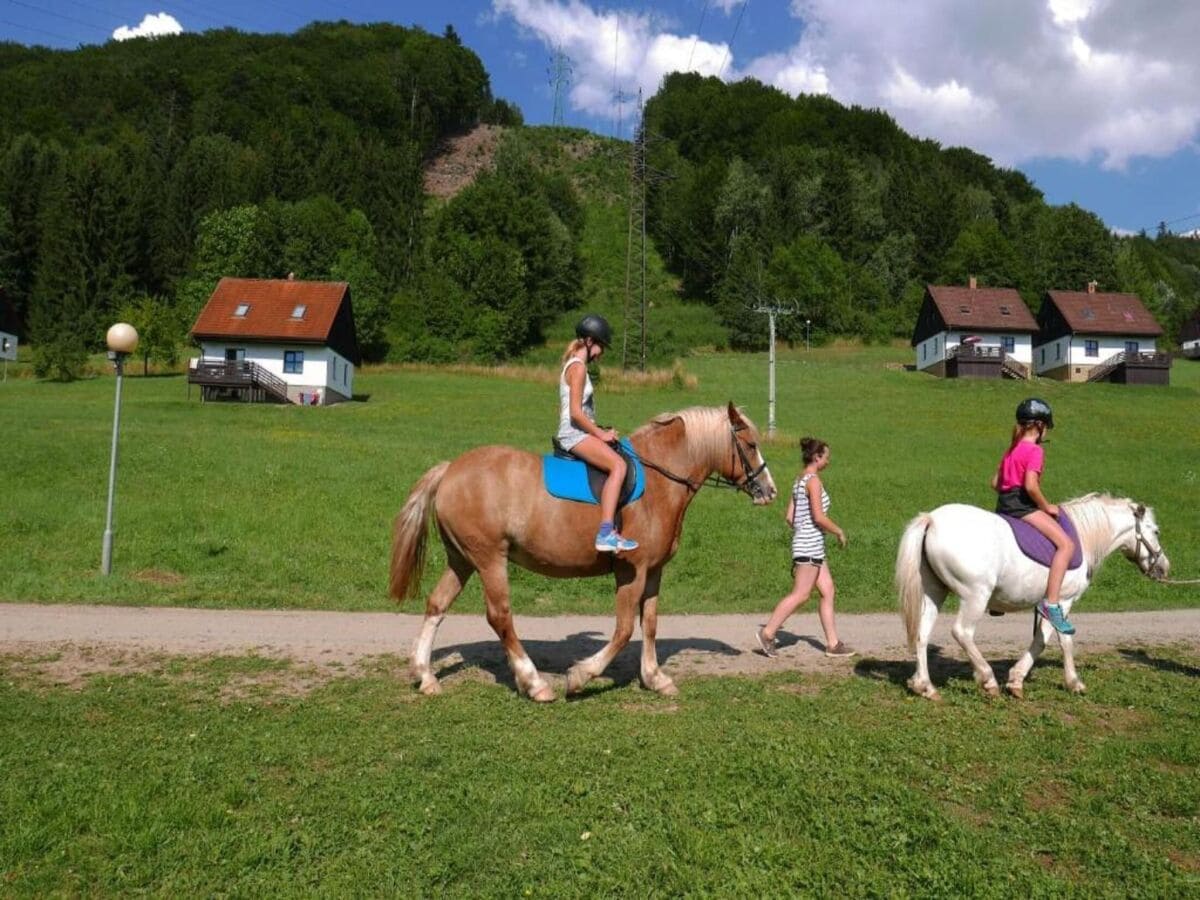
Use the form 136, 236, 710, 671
542, 438, 645, 506
999, 510, 1084, 570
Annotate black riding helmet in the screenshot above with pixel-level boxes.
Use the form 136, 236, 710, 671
575, 313, 612, 348
1016, 397, 1054, 429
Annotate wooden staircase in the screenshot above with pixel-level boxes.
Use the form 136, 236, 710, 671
1000, 355, 1029, 380
188, 359, 291, 403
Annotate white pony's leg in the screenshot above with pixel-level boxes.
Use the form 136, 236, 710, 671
907, 585, 945, 700
1059, 599, 1086, 694
1005, 613, 1047, 699
950, 595, 1000, 697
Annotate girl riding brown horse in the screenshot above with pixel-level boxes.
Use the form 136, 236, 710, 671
390, 403, 777, 701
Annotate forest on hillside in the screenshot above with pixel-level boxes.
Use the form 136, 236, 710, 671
644, 73, 1200, 348
0, 26, 1197, 378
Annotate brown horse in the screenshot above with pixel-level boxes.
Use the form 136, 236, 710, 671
389, 403, 777, 701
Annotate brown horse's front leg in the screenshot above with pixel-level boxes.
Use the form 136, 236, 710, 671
638, 568, 677, 695
566, 562, 644, 695
479, 560, 555, 702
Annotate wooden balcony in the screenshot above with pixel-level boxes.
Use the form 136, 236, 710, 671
188, 359, 291, 403
1087, 351, 1171, 385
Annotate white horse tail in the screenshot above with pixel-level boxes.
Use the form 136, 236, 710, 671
389, 462, 450, 602
896, 512, 934, 650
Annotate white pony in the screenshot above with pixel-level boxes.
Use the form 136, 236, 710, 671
896, 494, 1169, 700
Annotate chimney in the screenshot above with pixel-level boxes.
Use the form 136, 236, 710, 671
968, 275, 977, 290
287, 272, 295, 281
1086, 280, 1097, 294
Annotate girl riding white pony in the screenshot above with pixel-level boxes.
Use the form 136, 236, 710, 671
896, 493, 1169, 700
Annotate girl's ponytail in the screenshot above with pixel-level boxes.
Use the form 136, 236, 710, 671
561, 338, 586, 364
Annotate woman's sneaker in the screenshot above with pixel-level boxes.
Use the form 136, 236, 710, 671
755, 627, 779, 658
595, 530, 638, 552
824, 641, 855, 658
1038, 601, 1076, 635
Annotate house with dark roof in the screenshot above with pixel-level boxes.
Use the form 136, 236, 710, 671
1180, 307, 1200, 360
1034, 283, 1169, 384
911, 278, 1037, 378
188, 277, 360, 405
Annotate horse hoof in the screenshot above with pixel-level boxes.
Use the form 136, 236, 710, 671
566, 667, 590, 695
982, 682, 1001, 699
1006, 684, 1024, 700
653, 678, 679, 697
529, 683, 557, 703
1069, 681, 1087, 695
418, 677, 442, 696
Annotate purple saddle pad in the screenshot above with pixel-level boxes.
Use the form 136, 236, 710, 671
999, 511, 1084, 570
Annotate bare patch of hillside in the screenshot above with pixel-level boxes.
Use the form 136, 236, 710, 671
422, 124, 504, 199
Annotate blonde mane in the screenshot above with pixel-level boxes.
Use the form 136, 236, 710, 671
1061, 492, 1140, 572
633, 405, 759, 472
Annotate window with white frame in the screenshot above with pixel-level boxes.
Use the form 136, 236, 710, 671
1085, 340, 1099, 357
1001, 336, 1015, 353
233, 303, 250, 317
284, 350, 304, 374
1125, 340, 1139, 354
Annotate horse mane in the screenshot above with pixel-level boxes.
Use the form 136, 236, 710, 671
633, 405, 758, 471
1061, 492, 1141, 571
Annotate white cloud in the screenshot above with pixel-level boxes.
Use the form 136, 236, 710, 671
112, 12, 182, 41
493, 0, 1200, 171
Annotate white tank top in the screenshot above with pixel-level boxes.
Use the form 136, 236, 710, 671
556, 357, 595, 445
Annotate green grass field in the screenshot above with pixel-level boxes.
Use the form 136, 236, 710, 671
1, 648, 1197, 894
2, 344, 1199, 614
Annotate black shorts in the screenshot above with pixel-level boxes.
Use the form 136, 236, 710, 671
792, 555, 825, 568
996, 488, 1039, 518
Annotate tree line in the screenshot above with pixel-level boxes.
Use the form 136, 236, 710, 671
0, 22, 538, 378
644, 73, 1200, 348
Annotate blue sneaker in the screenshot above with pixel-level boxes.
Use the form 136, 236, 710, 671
595, 530, 638, 553
1038, 601, 1076, 636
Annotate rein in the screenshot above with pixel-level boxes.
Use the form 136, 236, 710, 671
623, 424, 768, 499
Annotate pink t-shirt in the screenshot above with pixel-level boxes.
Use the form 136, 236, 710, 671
998, 440, 1044, 491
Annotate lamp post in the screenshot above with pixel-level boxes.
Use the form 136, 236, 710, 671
805, 319, 811, 352
101, 322, 138, 575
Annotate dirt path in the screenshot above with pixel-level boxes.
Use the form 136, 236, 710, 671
2, 604, 1197, 691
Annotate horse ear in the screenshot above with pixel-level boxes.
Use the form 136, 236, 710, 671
1135, 503, 1146, 519
726, 401, 742, 426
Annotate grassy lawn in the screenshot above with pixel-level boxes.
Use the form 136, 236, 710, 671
1, 649, 1197, 894
2, 344, 1198, 613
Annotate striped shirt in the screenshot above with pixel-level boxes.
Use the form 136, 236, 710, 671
791, 473, 831, 559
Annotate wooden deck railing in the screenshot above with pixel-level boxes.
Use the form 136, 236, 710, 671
188, 359, 290, 402
1087, 351, 1172, 383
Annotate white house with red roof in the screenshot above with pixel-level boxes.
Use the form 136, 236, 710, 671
910, 279, 1037, 378
188, 277, 360, 405
1034, 283, 1167, 383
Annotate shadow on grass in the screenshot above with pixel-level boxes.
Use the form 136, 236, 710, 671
852, 643, 1058, 692
431, 631, 739, 697
1118, 648, 1200, 678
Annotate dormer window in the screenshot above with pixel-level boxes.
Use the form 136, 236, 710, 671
999, 305, 1011, 316
958, 305, 970, 313
291, 305, 307, 319
233, 303, 250, 318
1122, 311, 1134, 322
1081, 308, 1095, 320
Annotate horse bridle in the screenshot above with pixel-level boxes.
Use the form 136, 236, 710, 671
1132, 505, 1165, 579
626, 424, 770, 500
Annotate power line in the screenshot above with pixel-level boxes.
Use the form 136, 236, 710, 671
547, 44, 572, 127
718, 0, 749, 79
687, 0, 710, 71
0, 14, 78, 43
5, 0, 110, 35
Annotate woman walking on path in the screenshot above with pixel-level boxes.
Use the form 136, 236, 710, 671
756, 438, 854, 659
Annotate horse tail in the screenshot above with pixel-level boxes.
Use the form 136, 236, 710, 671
896, 512, 933, 651
389, 462, 450, 603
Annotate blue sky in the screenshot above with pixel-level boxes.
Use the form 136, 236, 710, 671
2, 0, 1198, 236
